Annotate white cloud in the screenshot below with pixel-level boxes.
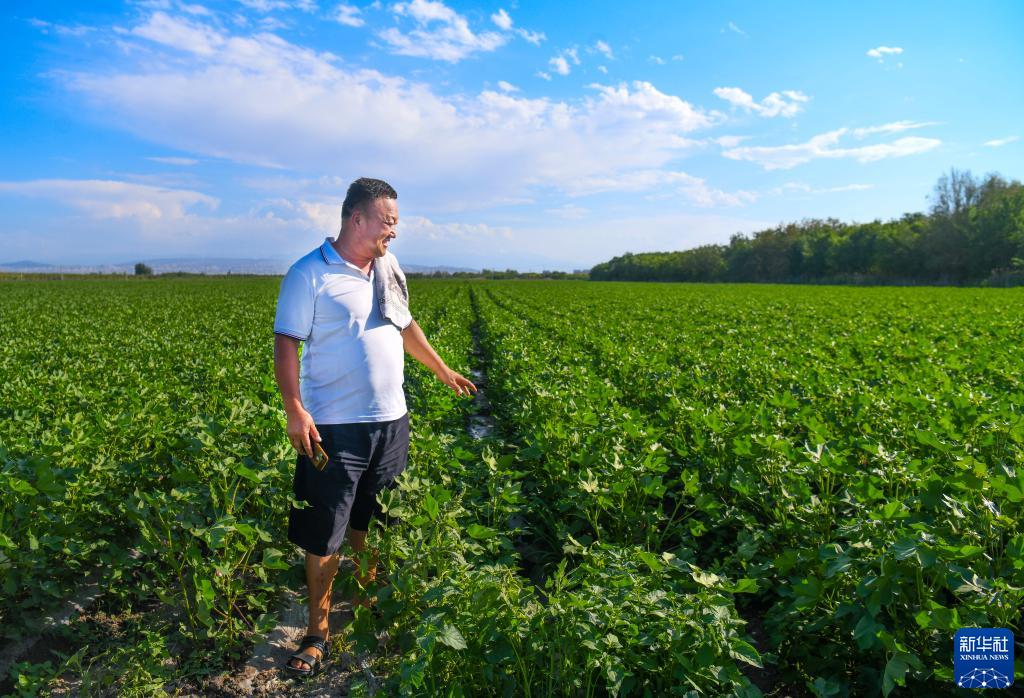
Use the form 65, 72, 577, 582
830, 183, 873, 192
238, 0, 317, 12
130, 11, 224, 55
851, 120, 938, 137
241, 173, 350, 195
399, 215, 512, 242
549, 55, 570, 76
984, 135, 1019, 147
491, 8, 512, 30
0, 179, 218, 220
682, 182, 757, 208
28, 18, 95, 36
565, 169, 756, 207
649, 55, 665, 65
671, 54, 684, 61
485, 8, 545, 45
714, 135, 748, 148
775, 182, 874, 195
57, 24, 95, 37
379, 214, 564, 269
722, 126, 941, 170
596, 65, 607, 74
257, 15, 290, 30
547, 48, 580, 76
333, 4, 364, 26
179, 4, 213, 17
866, 45, 903, 59
290, 199, 344, 233
713, 87, 809, 118
64, 14, 721, 210
587, 81, 717, 132
239, 0, 287, 10
0, 186, 313, 263
726, 21, 746, 36
496, 80, 518, 93
517, 28, 544, 45
391, 212, 771, 270
147, 156, 200, 165
474, 90, 561, 128
594, 40, 613, 59
546, 204, 588, 219
867, 46, 903, 67
381, 0, 507, 62
566, 169, 678, 196
0, 184, 774, 271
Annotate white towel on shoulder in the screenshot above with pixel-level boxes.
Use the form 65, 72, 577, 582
374, 252, 412, 330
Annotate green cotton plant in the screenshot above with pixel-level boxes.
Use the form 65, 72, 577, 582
123, 426, 292, 650
378, 286, 766, 694
4, 276, 1024, 695
470, 280, 1024, 694
1, 277, 478, 688
389, 566, 538, 696
752, 433, 1024, 692
350, 288, 548, 695
529, 544, 762, 697
474, 292, 690, 551
1, 278, 285, 641
361, 449, 528, 692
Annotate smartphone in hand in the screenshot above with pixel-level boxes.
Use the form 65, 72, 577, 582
310, 441, 329, 471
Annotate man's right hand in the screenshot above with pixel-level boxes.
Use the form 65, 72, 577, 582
275, 334, 319, 458
286, 408, 321, 458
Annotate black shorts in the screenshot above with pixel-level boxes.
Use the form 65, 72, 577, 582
287, 413, 410, 557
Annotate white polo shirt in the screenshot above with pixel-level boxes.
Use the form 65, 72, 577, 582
274, 239, 407, 424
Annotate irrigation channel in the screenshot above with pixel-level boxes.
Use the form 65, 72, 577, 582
474, 286, 780, 693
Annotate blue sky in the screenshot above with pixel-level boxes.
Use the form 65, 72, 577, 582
1, 0, 1021, 270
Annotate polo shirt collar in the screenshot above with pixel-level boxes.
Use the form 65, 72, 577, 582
320, 238, 344, 265
320, 237, 374, 279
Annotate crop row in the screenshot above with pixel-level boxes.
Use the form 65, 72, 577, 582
359, 282, 757, 696
0, 278, 490, 693
479, 280, 1024, 695
5, 277, 1023, 696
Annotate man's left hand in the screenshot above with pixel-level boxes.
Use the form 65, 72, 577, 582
437, 368, 477, 397
401, 319, 478, 397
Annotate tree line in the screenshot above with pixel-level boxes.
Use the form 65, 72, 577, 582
407, 269, 588, 280
590, 169, 1024, 286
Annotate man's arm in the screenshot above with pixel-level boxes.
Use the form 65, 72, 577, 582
401, 319, 477, 397
273, 333, 321, 457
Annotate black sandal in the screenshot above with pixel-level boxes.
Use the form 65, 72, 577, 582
284, 634, 330, 677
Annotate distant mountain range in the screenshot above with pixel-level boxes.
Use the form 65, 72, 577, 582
0, 258, 478, 275
1, 260, 53, 269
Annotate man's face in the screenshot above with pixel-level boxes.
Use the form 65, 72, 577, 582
353, 197, 399, 258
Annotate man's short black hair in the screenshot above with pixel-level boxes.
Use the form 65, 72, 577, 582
341, 177, 398, 220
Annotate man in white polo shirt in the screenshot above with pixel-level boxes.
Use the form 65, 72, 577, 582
273, 177, 476, 676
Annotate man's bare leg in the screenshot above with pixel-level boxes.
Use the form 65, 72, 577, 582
287, 551, 340, 672
347, 528, 378, 608
287, 530, 379, 671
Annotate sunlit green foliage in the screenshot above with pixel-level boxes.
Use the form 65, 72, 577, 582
2, 277, 1023, 695
470, 280, 1024, 695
